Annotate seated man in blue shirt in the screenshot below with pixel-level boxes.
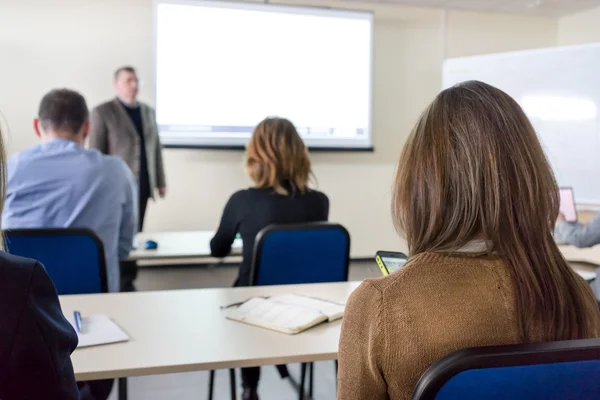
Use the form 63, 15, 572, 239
2, 89, 137, 293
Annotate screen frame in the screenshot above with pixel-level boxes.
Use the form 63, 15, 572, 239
153, 0, 374, 151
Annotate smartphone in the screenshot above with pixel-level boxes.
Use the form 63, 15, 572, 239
375, 251, 408, 276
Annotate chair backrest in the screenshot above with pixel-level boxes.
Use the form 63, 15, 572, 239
4, 228, 108, 295
412, 339, 600, 400
250, 222, 350, 286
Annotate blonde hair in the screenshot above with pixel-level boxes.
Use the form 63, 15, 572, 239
246, 117, 312, 195
393, 80, 599, 341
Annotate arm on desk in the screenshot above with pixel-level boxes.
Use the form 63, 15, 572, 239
211, 191, 243, 258
556, 213, 600, 248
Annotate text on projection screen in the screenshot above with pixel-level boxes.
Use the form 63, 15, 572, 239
155, 0, 373, 148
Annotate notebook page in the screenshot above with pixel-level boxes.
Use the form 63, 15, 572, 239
226, 297, 327, 334
270, 294, 345, 321
69, 315, 130, 348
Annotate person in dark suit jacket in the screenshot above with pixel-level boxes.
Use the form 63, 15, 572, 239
0, 252, 80, 399
88, 66, 167, 292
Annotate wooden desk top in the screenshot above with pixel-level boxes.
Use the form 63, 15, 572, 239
60, 282, 360, 381
128, 231, 242, 261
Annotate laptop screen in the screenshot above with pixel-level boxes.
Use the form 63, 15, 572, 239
559, 188, 577, 223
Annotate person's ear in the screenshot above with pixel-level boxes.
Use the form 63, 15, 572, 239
33, 118, 42, 138
81, 120, 90, 141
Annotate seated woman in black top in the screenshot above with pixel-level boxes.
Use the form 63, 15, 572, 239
210, 117, 329, 399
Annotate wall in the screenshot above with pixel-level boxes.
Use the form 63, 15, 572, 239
0, 0, 557, 257
558, 5, 600, 45
445, 10, 557, 58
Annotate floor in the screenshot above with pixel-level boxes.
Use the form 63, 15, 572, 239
106, 261, 381, 400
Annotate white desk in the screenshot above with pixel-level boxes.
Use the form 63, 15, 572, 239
560, 244, 600, 266
60, 281, 360, 381
128, 231, 242, 262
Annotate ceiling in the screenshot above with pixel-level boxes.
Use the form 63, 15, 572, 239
347, 0, 600, 17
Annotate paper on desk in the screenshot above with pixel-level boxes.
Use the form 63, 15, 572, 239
269, 294, 345, 321
70, 315, 130, 348
226, 297, 328, 335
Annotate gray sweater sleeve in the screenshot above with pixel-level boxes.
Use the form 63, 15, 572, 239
555, 213, 600, 248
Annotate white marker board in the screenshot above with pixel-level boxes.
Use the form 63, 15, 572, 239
443, 44, 600, 204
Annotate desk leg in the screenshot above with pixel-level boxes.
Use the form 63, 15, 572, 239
309, 363, 314, 398
118, 378, 127, 400
208, 370, 215, 400
229, 369, 237, 400
299, 363, 307, 400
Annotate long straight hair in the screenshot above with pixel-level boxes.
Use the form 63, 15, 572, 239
392, 80, 600, 341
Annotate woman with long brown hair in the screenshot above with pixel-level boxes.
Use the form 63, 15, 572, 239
338, 81, 600, 400
211, 117, 329, 400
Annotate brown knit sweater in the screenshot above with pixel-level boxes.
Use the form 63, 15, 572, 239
337, 252, 600, 400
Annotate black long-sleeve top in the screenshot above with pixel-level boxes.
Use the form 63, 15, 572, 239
210, 186, 329, 286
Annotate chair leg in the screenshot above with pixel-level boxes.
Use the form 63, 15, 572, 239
208, 370, 215, 400
299, 363, 307, 400
118, 377, 127, 400
309, 362, 314, 398
229, 369, 237, 400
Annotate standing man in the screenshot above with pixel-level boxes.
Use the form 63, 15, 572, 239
89, 66, 167, 291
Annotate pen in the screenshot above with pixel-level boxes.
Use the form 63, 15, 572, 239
220, 296, 269, 310
74, 311, 83, 333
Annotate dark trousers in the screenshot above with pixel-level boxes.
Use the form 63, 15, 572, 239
78, 379, 114, 400
120, 179, 150, 292
241, 365, 289, 389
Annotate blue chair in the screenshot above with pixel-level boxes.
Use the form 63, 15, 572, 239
412, 339, 600, 400
209, 222, 350, 400
252, 222, 350, 399
250, 222, 350, 286
4, 228, 107, 294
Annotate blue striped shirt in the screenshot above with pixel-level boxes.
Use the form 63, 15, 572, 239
2, 139, 137, 292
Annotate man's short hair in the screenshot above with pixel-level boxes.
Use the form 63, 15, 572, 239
114, 66, 137, 80
38, 89, 89, 134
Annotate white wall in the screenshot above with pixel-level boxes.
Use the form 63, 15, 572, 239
558, 5, 600, 45
0, 0, 557, 257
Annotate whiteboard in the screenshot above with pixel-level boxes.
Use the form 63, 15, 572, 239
443, 44, 600, 204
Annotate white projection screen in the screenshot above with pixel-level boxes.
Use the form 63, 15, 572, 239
154, 0, 373, 150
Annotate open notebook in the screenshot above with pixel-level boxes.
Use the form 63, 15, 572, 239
225, 294, 345, 335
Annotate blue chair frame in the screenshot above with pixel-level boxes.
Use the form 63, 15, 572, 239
4, 228, 108, 294
209, 222, 350, 400
412, 339, 600, 400
253, 222, 350, 400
